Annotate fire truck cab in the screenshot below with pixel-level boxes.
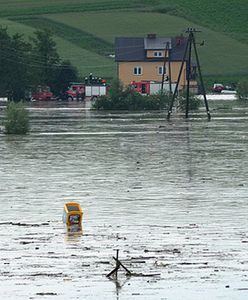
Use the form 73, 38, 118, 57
32, 86, 54, 101
66, 83, 85, 101
130, 81, 150, 95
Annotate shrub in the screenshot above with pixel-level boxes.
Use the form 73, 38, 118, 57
237, 79, 248, 101
176, 92, 201, 111
4, 101, 29, 134
145, 92, 171, 110
93, 79, 171, 111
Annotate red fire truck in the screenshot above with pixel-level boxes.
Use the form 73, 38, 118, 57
65, 82, 108, 100
130, 81, 176, 95
65, 83, 85, 101
32, 86, 54, 101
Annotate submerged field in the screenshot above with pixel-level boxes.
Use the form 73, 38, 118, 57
0, 0, 247, 81
0, 102, 248, 299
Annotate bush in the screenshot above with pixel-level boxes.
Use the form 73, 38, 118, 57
4, 101, 29, 134
145, 93, 171, 110
175, 92, 201, 111
237, 79, 248, 101
93, 79, 171, 111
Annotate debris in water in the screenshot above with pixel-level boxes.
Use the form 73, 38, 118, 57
107, 250, 132, 278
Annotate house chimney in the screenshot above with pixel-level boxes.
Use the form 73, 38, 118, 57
176, 34, 184, 45
147, 33, 156, 39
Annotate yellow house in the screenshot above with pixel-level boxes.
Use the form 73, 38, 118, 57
115, 34, 197, 92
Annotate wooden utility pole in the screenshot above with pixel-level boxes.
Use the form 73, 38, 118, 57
167, 28, 211, 120
161, 42, 170, 93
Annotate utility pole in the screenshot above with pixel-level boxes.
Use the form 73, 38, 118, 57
168, 54, 172, 95
161, 41, 170, 93
186, 33, 192, 118
167, 28, 211, 120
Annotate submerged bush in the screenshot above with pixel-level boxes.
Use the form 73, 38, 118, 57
4, 101, 29, 134
237, 79, 248, 101
175, 92, 201, 111
93, 79, 171, 111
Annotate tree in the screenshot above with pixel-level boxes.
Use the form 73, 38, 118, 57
31, 29, 60, 87
0, 27, 31, 101
0, 27, 79, 100
52, 60, 79, 96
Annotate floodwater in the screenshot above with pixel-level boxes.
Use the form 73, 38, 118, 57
0, 101, 248, 300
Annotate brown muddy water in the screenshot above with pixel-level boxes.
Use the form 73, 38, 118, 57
0, 101, 248, 300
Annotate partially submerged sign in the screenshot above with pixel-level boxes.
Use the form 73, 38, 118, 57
63, 202, 83, 226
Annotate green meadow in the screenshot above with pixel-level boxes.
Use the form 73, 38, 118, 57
0, 0, 247, 83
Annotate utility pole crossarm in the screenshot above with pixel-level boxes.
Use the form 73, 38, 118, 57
167, 28, 211, 120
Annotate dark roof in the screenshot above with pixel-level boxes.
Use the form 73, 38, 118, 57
115, 37, 145, 62
115, 36, 187, 62
144, 37, 172, 50
170, 37, 188, 61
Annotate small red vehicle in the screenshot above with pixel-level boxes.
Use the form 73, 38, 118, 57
212, 83, 224, 93
32, 86, 54, 101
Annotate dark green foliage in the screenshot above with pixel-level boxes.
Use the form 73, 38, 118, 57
52, 60, 79, 96
4, 102, 29, 134
30, 29, 80, 95
93, 79, 170, 110
0, 27, 31, 101
0, 27, 78, 100
236, 79, 248, 101
31, 29, 60, 87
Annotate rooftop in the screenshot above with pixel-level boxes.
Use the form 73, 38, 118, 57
115, 35, 187, 62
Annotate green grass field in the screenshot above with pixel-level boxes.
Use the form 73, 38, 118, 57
0, 0, 247, 84
164, 0, 248, 44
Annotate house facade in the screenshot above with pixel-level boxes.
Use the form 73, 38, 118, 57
115, 34, 197, 92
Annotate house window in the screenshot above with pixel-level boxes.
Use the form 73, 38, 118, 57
133, 67, 142, 75
154, 51, 162, 57
158, 66, 166, 75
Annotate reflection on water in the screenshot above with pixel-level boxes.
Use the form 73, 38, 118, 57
66, 224, 83, 234
109, 276, 131, 300
65, 225, 83, 243
0, 101, 248, 300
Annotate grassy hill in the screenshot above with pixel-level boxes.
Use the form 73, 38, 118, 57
0, 0, 247, 84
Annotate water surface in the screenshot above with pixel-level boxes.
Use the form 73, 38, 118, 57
0, 101, 248, 299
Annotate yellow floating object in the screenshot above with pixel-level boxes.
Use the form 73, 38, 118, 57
63, 202, 83, 226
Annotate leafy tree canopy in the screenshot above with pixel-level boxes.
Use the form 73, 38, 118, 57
0, 27, 78, 101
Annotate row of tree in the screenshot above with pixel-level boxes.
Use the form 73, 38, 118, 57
0, 27, 78, 101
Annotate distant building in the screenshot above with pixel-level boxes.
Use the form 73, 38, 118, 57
115, 33, 197, 92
